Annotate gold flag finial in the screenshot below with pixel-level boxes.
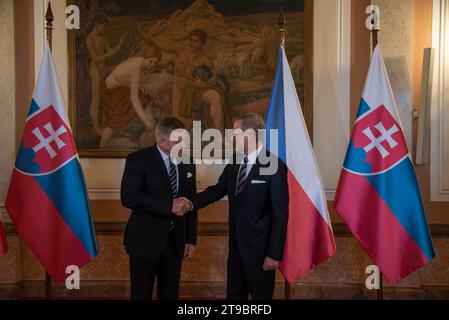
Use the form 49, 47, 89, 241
45, 2, 54, 51
278, 8, 287, 47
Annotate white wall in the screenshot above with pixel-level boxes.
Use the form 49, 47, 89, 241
34, 0, 351, 200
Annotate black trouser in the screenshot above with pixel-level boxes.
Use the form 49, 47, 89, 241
226, 250, 276, 300
129, 230, 182, 300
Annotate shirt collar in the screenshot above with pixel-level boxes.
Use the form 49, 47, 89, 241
157, 145, 170, 162
245, 144, 263, 164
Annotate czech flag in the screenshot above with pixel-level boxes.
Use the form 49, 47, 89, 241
265, 46, 336, 284
334, 45, 435, 284
5, 44, 99, 283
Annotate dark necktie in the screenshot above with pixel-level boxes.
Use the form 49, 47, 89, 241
169, 159, 178, 197
236, 156, 248, 197
169, 159, 177, 230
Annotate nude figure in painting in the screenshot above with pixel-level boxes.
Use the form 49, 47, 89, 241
135, 25, 228, 131
100, 52, 158, 149
86, 15, 126, 136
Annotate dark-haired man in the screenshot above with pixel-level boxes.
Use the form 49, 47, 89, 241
121, 116, 197, 300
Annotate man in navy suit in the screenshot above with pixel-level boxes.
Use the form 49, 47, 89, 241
121, 116, 197, 300
179, 113, 289, 300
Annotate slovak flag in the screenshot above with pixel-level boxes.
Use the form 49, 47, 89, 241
334, 45, 435, 284
5, 44, 99, 283
265, 46, 336, 284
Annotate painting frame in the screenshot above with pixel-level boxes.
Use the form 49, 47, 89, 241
67, 0, 314, 158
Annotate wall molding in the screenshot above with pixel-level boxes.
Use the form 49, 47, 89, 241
314, 0, 351, 201
87, 188, 121, 200
34, 0, 46, 82
431, 0, 449, 201
5, 216, 449, 236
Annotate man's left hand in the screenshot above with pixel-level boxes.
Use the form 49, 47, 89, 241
262, 256, 279, 271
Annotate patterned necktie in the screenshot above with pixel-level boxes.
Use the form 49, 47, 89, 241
169, 159, 178, 197
169, 159, 177, 230
236, 156, 248, 197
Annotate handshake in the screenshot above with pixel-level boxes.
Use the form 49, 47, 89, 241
172, 197, 193, 217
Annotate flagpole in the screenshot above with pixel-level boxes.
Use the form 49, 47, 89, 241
278, 8, 291, 301
368, 9, 384, 301
44, 1, 54, 300
371, 29, 378, 50
278, 8, 287, 49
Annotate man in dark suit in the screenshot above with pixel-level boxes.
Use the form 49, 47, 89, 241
121, 116, 197, 300
182, 113, 289, 300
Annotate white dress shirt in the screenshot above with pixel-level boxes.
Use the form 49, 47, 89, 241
238, 144, 263, 179
157, 145, 179, 194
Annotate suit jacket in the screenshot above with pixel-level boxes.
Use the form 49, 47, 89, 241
121, 145, 197, 260
192, 149, 289, 263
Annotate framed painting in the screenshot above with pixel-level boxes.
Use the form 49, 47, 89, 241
68, 0, 313, 157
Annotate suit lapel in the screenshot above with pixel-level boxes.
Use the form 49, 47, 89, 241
235, 148, 269, 200
236, 160, 260, 200
177, 164, 186, 196
152, 145, 171, 193
230, 161, 239, 200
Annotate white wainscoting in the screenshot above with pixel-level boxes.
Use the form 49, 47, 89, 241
34, 0, 351, 201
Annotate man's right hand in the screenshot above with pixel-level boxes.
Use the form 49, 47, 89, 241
172, 197, 192, 217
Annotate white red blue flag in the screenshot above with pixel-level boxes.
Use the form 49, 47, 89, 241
265, 46, 336, 284
334, 45, 435, 284
5, 44, 98, 283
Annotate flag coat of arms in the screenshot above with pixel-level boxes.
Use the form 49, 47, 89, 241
265, 46, 336, 284
334, 45, 435, 284
5, 44, 98, 283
